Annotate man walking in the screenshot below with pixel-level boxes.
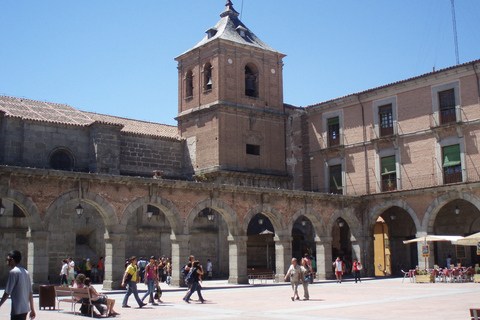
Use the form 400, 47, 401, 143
284, 258, 303, 301
121, 256, 146, 308
0, 250, 36, 320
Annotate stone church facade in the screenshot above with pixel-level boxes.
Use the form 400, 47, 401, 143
1, 1, 480, 290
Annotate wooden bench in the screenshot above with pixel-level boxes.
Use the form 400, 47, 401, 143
54, 286, 94, 317
247, 268, 276, 284
471, 309, 480, 320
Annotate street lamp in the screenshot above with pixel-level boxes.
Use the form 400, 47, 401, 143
146, 210, 154, 221
390, 212, 396, 220
301, 218, 307, 227
207, 209, 215, 221
75, 204, 84, 216
0, 199, 5, 216
454, 206, 460, 215
336, 217, 345, 228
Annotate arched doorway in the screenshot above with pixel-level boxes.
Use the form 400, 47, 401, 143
374, 206, 417, 276
125, 203, 172, 260
48, 199, 106, 283
247, 213, 275, 270
433, 199, 480, 268
332, 217, 352, 274
189, 208, 229, 279
292, 216, 315, 262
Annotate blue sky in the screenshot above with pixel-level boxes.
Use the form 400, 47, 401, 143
1, 1, 479, 126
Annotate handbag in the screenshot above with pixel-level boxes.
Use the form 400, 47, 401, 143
357, 263, 363, 271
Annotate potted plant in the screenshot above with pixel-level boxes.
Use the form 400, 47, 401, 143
415, 270, 434, 283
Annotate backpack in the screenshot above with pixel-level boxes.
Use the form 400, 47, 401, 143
184, 268, 195, 284
181, 264, 189, 277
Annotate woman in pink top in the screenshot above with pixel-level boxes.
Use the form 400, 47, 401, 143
141, 256, 158, 305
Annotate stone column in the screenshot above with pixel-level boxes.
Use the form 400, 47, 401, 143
416, 232, 434, 270
170, 234, 191, 287
315, 236, 334, 280
364, 236, 375, 277
26, 230, 50, 292
274, 236, 292, 282
103, 233, 127, 291
227, 236, 249, 284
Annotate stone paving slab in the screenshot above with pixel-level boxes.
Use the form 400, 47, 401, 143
1, 278, 479, 319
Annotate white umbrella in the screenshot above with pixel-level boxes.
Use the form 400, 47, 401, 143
453, 232, 480, 246
403, 235, 464, 244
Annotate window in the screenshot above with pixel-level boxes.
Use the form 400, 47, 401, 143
442, 144, 462, 184
203, 63, 212, 91
13, 204, 25, 218
328, 117, 340, 147
381, 156, 396, 191
246, 144, 260, 155
50, 149, 73, 171
379, 104, 394, 137
329, 165, 342, 194
245, 64, 258, 97
439, 89, 456, 124
185, 70, 193, 98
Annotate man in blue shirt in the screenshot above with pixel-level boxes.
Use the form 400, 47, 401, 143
0, 250, 36, 320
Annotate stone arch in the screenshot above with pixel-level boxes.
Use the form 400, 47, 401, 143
367, 199, 421, 235
43, 190, 118, 233
0, 186, 42, 229
243, 204, 287, 237
184, 199, 238, 236
121, 195, 183, 236
287, 207, 327, 238
423, 191, 480, 234
326, 207, 362, 239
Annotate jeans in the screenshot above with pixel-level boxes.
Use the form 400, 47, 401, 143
142, 278, 155, 303
354, 270, 361, 283
122, 281, 143, 306
184, 282, 204, 302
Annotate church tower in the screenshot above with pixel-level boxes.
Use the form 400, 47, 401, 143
175, 1, 287, 188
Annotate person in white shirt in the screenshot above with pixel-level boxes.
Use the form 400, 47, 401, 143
59, 259, 69, 287
206, 259, 213, 279
0, 250, 36, 320
333, 257, 344, 284
284, 258, 303, 301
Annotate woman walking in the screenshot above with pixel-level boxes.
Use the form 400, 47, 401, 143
353, 259, 362, 283
142, 256, 158, 305
184, 261, 205, 303
59, 259, 69, 287
301, 258, 311, 300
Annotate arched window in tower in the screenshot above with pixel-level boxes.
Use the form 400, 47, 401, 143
203, 63, 213, 91
49, 149, 74, 171
185, 70, 194, 98
245, 64, 258, 98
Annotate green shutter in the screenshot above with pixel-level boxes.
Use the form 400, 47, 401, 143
381, 156, 396, 175
443, 144, 461, 167
327, 117, 339, 126
329, 166, 342, 189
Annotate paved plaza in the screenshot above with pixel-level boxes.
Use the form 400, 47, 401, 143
1, 278, 479, 320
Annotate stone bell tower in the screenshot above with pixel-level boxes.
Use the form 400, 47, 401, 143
175, 1, 288, 188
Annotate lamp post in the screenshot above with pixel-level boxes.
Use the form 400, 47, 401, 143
336, 217, 344, 228
454, 206, 460, 215
0, 199, 5, 216
75, 204, 84, 216
146, 210, 153, 221
207, 209, 215, 221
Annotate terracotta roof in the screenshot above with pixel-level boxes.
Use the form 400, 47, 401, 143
306, 59, 480, 109
84, 112, 179, 139
0, 95, 179, 139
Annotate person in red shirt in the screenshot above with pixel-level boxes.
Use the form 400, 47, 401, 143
353, 259, 362, 283
97, 257, 104, 283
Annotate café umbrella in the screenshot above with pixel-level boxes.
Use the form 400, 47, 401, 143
453, 232, 480, 246
403, 235, 464, 269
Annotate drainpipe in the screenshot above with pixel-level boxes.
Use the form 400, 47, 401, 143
473, 61, 480, 102
357, 94, 370, 194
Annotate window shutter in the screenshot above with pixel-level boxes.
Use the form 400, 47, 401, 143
381, 156, 396, 175
329, 166, 342, 190
443, 144, 461, 167
327, 117, 339, 126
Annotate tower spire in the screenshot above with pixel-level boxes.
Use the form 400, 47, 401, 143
220, 0, 239, 18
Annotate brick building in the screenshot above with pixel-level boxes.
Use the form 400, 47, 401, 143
1, 1, 480, 290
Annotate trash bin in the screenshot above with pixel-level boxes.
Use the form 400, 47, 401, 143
39, 285, 55, 310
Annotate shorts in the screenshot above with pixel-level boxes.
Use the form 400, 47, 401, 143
335, 271, 343, 275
